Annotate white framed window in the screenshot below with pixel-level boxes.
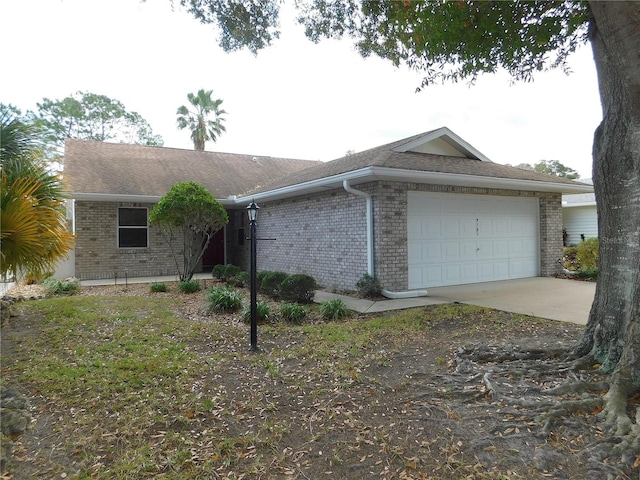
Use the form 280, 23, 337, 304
118, 207, 148, 248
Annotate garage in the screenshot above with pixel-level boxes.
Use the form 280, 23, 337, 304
408, 192, 539, 288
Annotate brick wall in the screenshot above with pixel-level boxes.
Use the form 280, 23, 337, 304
245, 190, 368, 291
74, 201, 172, 279
243, 182, 563, 293
74, 186, 564, 288
538, 194, 564, 276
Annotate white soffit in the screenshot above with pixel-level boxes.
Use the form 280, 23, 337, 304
392, 127, 493, 162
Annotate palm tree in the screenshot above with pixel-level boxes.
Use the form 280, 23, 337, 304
176, 89, 227, 151
0, 108, 74, 279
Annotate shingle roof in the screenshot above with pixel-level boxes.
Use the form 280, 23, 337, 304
245, 131, 588, 195
63, 139, 321, 198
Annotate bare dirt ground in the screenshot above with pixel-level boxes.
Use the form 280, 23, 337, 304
1, 282, 638, 479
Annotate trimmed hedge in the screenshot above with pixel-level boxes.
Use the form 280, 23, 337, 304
279, 274, 317, 303
259, 271, 289, 297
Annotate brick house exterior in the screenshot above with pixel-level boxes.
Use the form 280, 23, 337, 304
236, 182, 563, 292
61, 128, 591, 294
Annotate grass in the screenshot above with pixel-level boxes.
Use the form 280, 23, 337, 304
1, 293, 588, 479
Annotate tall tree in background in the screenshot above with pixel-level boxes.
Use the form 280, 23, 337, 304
176, 0, 639, 444
176, 89, 227, 151
0, 107, 74, 279
514, 160, 581, 179
34, 91, 163, 155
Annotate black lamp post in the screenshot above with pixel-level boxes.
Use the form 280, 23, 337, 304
247, 200, 259, 351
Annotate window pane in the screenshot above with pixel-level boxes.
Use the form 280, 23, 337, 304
119, 228, 148, 248
119, 208, 147, 226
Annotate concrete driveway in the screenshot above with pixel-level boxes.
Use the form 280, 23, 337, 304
427, 277, 595, 325
315, 277, 595, 325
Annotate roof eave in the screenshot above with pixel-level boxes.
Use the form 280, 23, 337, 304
70, 192, 237, 206
234, 167, 594, 204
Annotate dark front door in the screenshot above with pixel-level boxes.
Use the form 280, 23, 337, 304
202, 229, 225, 271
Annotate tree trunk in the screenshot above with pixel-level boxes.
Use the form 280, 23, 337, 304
574, 3, 640, 402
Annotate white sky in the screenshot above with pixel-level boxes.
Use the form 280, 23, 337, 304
2, 0, 602, 178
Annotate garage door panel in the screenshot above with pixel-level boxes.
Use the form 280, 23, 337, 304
461, 241, 479, 259
408, 192, 539, 288
424, 218, 441, 238
492, 218, 509, 236
477, 240, 494, 258
493, 240, 509, 257
462, 263, 479, 281
424, 243, 442, 261
444, 242, 461, 260
442, 265, 462, 284
494, 261, 510, 279
443, 218, 461, 237
478, 261, 499, 281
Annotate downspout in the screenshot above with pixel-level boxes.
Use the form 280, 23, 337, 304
342, 180, 374, 275
342, 180, 428, 298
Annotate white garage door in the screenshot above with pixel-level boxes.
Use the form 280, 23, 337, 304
408, 192, 539, 288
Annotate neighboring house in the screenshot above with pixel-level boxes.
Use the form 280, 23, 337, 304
562, 179, 597, 246
61, 127, 592, 295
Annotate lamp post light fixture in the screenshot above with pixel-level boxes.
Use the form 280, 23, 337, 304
247, 200, 259, 351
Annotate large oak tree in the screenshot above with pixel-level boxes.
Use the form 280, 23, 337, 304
176, 0, 639, 437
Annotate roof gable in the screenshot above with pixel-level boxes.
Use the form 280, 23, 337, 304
240, 127, 592, 200
392, 127, 492, 162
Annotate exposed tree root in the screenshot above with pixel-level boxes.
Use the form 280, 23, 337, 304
445, 343, 640, 477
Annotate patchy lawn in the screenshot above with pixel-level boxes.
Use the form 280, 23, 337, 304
0, 283, 635, 479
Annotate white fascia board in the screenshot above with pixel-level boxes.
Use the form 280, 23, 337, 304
393, 127, 493, 162
368, 167, 595, 193
233, 166, 593, 204
562, 201, 597, 208
71, 192, 236, 206
233, 169, 374, 204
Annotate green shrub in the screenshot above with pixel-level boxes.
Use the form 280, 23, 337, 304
207, 286, 243, 312
230, 271, 250, 288
356, 274, 382, 298
280, 303, 307, 323
576, 266, 598, 280
279, 274, 317, 303
576, 237, 599, 270
43, 277, 79, 296
212, 264, 241, 282
150, 282, 168, 292
259, 271, 289, 297
211, 264, 226, 280
256, 270, 268, 284
243, 300, 271, 324
320, 299, 350, 321
178, 279, 201, 294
